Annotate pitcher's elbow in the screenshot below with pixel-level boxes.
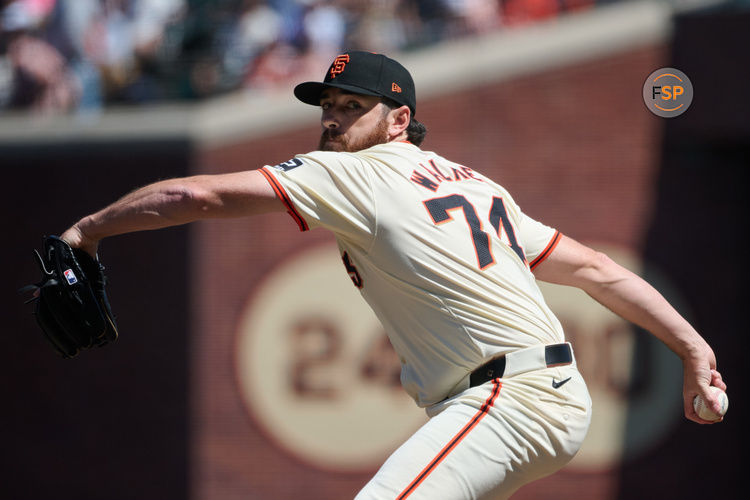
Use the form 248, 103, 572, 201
587, 251, 629, 286
156, 181, 210, 221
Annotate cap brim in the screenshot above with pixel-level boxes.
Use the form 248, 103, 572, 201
294, 81, 382, 106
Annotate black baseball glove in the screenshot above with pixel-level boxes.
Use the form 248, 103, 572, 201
21, 236, 118, 358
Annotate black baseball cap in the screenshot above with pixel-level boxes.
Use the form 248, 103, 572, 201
294, 51, 417, 115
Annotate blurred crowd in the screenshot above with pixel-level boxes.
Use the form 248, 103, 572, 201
0, 0, 597, 115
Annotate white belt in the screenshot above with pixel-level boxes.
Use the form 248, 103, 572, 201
445, 342, 575, 400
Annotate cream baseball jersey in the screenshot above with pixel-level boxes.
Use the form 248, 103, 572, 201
261, 141, 565, 406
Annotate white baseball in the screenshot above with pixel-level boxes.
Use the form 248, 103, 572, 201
693, 386, 728, 421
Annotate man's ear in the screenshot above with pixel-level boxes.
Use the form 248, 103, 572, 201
388, 105, 410, 139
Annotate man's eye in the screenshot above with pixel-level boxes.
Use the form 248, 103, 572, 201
321, 102, 331, 110
347, 101, 362, 110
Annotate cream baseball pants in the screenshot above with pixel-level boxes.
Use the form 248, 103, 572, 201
355, 364, 591, 499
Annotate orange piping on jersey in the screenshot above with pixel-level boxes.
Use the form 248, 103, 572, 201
259, 167, 309, 231
529, 230, 561, 270
396, 379, 502, 499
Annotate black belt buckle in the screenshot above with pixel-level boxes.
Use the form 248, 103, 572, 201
545, 343, 572, 367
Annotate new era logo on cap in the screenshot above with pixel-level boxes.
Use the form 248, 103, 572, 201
294, 51, 417, 115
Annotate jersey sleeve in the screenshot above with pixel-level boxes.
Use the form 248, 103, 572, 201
517, 211, 560, 270
260, 151, 376, 248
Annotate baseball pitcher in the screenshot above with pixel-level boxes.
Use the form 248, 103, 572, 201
48, 51, 725, 499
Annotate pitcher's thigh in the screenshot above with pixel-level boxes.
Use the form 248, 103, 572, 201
356, 381, 586, 500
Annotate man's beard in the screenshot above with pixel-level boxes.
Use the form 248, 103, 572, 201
318, 119, 389, 152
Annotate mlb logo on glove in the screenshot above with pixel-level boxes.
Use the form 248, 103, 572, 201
64, 269, 78, 285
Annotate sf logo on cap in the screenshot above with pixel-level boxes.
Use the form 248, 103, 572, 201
330, 54, 350, 79
642, 68, 693, 118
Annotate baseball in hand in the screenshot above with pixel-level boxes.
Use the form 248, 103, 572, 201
693, 386, 728, 421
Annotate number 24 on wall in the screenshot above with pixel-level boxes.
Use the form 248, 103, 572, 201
424, 194, 526, 269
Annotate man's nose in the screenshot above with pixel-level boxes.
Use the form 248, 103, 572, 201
321, 109, 339, 129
